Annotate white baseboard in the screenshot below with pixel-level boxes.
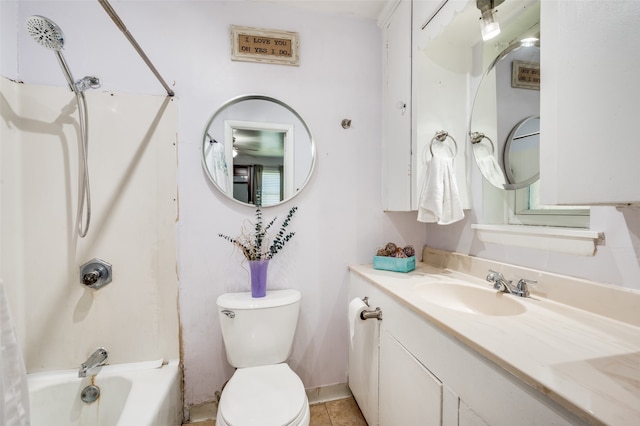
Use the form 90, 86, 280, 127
305, 382, 352, 405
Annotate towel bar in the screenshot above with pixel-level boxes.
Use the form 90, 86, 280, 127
429, 130, 458, 159
469, 131, 496, 154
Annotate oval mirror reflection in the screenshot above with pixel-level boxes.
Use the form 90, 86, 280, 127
504, 115, 539, 187
470, 41, 540, 190
202, 95, 316, 207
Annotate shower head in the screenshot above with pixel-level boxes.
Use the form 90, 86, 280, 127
26, 15, 75, 91
26, 15, 65, 52
25, 15, 101, 93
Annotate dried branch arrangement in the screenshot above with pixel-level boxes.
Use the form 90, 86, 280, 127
219, 207, 298, 261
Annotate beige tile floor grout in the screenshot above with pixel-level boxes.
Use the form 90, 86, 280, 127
185, 396, 368, 426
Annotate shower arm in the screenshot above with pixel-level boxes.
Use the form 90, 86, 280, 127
97, 0, 175, 97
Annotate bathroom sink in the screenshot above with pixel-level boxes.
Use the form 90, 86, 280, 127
413, 282, 527, 316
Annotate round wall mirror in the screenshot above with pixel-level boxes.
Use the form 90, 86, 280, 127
202, 95, 316, 207
470, 41, 540, 190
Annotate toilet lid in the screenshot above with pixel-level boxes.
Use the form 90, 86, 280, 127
219, 363, 307, 426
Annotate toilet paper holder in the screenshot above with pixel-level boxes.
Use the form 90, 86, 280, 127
360, 296, 383, 321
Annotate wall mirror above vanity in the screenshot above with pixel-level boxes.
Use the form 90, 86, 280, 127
470, 38, 540, 190
202, 95, 316, 207
468, 0, 540, 190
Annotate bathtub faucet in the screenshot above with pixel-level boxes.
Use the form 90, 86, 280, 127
78, 347, 109, 378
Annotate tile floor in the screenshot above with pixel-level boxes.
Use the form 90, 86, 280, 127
185, 396, 368, 426
310, 397, 368, 426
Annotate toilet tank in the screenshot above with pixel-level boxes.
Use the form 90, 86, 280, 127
217, 289, 301, 368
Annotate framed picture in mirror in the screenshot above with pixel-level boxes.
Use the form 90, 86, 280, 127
512, 60, 540, 90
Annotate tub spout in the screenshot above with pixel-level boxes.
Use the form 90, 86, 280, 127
79, 347, 109, 378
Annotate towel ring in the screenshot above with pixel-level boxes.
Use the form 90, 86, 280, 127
429, 131, 458, 159
469, 131, 495, 155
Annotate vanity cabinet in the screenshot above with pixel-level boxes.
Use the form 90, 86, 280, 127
381, 0, 471, 212
540, 1, 640, 205
379, 330, 443, 425
349, 271, 586, 425
350, 273, 458, 425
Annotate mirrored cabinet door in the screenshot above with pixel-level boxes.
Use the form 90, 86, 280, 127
381, 0, 412, 211
540, 1, 640, 205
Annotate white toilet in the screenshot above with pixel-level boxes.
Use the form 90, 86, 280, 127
216, 289, 310, 426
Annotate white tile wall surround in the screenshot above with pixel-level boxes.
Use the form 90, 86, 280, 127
0, 78, 179, 371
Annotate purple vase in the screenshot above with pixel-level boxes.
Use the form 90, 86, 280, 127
248, 259, 269, 298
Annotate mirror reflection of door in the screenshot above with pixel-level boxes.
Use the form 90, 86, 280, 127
225, 121, 294, 207
202, 95, 316, 207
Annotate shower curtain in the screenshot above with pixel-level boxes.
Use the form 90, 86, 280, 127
0, 279, 29, 425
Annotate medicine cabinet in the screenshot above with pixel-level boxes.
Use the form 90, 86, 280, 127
382, 0, 640, 211
381, 0, 413, 211
539, 1, 640, 205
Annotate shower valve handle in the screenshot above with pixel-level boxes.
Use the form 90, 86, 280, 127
82, 270, 100, 285
82, 269, 102, 285
79, 259, 112, 290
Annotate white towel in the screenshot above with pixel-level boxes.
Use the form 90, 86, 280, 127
476, 155, 507, 188
211, 142, 232, 194
417, 154, 464, 225
473, 144, 506, 188
0, 280, 30, 426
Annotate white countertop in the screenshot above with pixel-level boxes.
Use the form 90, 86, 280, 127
349, 262, 640, 425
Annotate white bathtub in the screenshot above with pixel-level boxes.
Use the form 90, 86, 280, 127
27, 359, 182, 426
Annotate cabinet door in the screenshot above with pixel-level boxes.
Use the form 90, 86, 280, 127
379, 329, 442, 425
348, 275, 382, 426
458, 399, 490, 426
382, 0, 412, 211
540, 1, 640, 205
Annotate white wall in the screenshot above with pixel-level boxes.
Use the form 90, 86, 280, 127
4, 0, 428, 408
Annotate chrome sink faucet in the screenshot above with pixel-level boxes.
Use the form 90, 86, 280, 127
78, 347, 109, 378
486, 270, 534, 298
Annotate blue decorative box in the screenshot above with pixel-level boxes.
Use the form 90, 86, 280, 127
373, 256, 416, 273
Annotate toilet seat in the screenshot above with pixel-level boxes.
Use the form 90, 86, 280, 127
217, 363, 309, 426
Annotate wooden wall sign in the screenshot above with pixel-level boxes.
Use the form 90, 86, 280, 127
231, 25, 299, 66
512, 60, 540, 90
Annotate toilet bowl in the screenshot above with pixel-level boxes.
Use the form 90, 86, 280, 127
216, 290, 309, 426
216, 364, 310, 426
